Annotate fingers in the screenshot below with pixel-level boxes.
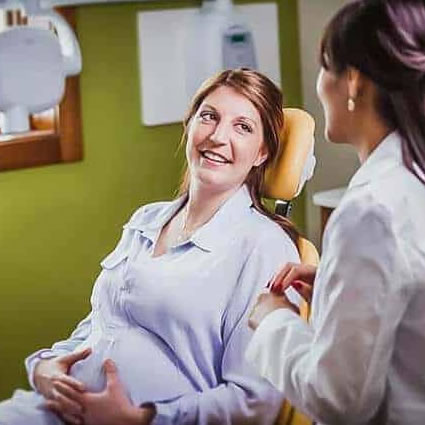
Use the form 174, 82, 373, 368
270, 263, 300, 293
103, 359, 119, 389
50, 383, 83, 416
269, 263, 293, 291
61, 412, 82, 425
292, 280, 313, 304
61, 348, 92, 367
47, 403, 82, 425
55, 373, 86, 393
52, 380, 84, 405
45, 395, 83, 425
270, 263, 316, 294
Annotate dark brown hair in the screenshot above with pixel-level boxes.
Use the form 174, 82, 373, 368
179, 68, 299, 247
320, 0, 425, 184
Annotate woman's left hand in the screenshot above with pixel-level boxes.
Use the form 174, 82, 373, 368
248, 291, 298, 330
82, 360, 156, 425
48, 359, 156, 425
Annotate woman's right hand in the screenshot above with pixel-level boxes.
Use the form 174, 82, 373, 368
270, 262, 317, 304
34, 347, 91, 424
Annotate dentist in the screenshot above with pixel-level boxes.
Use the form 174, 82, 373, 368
247, 1, 425, 424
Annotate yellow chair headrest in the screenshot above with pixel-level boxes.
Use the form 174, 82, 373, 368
264, 108, 315, 201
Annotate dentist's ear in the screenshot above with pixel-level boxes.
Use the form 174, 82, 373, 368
346, 67, 363, 103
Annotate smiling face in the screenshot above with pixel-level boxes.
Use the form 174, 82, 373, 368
185, 86, 268, 194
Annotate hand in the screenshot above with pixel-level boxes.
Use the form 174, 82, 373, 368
248, 291, 298, 330
270, 262, 317, 304
35, 348, 91, 424
79, 359, 156, 425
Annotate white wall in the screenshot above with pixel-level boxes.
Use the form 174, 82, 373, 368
298, 0, 359, 247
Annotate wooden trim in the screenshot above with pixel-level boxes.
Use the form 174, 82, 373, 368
6, 11, 14, 26
0, 132, 61, 170
58, 7, 83, 163
0, 7, 83, 172
59, 74, 83, 163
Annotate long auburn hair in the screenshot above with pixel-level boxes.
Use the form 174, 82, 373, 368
178, 68, 299, 247
320, 0, 425, 184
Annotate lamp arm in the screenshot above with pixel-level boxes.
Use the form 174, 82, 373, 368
41, 9, 82, 75
0, 0, 82, 76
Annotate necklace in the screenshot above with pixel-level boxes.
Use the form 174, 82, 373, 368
174, 197, 224, 245
175, 204, 192, 244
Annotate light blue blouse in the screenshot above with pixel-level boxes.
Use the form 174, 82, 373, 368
26, 185, 300, 424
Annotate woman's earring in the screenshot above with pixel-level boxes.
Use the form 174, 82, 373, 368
347, 97, 356, 112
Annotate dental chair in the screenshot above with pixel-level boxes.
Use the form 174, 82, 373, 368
263, 108, 318, 425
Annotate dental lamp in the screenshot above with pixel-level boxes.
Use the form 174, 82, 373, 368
0, 0, 81, 133
185, 0, 257, 98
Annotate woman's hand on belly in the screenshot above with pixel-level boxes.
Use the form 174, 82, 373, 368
78, 359, 156, 425
35, 347, 91, 424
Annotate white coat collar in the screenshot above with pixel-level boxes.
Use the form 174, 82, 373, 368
348, 131, 403, 189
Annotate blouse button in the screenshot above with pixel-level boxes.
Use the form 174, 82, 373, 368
120, 284, 131, 292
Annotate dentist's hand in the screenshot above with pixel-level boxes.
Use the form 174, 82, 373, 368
270, 262, 317, 304
34, 347, 91, 424
249, 291, 299, 330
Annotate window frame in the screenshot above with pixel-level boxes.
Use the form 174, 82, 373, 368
0, 8, 83, 172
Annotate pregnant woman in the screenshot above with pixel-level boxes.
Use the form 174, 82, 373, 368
0, 69, 301, 425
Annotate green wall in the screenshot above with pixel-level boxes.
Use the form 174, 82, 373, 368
0, 0, 302, 398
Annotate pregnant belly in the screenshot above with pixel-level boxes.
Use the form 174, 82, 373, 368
69, 326, 193, 405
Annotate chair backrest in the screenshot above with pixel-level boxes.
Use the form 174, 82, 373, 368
262, 108, 318, 425
263, 107, 318, 270
264, 108, 315, 201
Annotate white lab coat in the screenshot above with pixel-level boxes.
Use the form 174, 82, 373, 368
246, 132, 425, 425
